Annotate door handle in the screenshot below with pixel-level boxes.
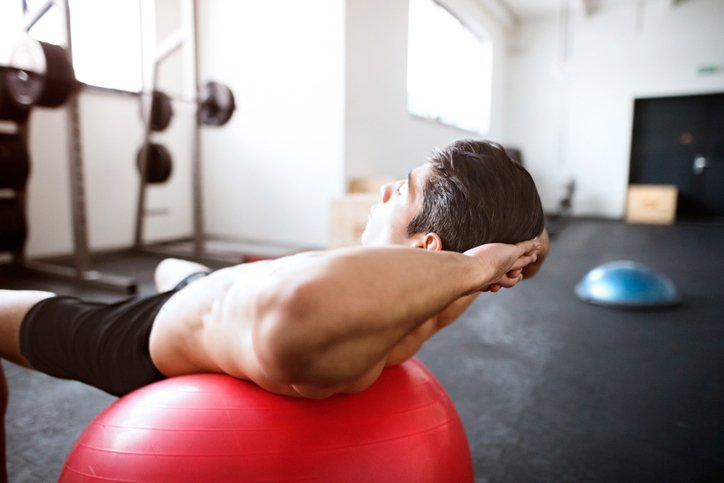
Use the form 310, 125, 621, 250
693, 155, 708, 175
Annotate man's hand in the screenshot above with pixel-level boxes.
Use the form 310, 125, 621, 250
463, 239, 541, 293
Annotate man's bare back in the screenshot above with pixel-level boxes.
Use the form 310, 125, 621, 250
150, 252, 444, 397
151, 256, 318, 397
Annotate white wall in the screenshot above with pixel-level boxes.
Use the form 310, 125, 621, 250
345, 0, 510, 182
15, 0, 723, 258
505, 0, 724, 216
198, 0, 346, 249
23, 93, 194, 258
12, 0, 345, 258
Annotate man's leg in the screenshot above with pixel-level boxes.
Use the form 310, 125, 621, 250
0, 289, 54, 483
154, 258, 212, 293
0, 290, 54, 368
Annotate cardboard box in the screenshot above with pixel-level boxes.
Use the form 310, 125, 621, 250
330, 194, 378, 248
348, 176, 394, 194
626, 184, 678, 224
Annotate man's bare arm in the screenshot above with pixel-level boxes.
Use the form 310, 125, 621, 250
249, 241, 539, 397
418, 229, 550, 339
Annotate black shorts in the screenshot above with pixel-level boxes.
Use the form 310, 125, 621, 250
19, 271, 209, 397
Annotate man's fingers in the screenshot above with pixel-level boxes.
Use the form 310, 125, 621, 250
516, 238, 541, 255
511, 253, 537, 271
507, 268, 522, 279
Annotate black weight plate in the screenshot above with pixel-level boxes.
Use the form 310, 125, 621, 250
150, 90, 174, 132
0, 72, 32, 122
136, 143, 173, 184
35, 41, 76, 107
0, 133, 30, 189
4, 39, 76, 108
0, 198, 27, 252
199, 81, 236, 127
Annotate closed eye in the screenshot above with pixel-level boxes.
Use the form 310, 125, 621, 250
396, 181, 407, 196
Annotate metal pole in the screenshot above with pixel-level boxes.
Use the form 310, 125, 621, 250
59, 0, 92, 275
183, 0, 204, 259
134, 0, 157, 249
134, 87, 158, 248
23, 0, 54, 31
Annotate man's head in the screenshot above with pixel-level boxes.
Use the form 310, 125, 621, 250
361, 139, 544, 252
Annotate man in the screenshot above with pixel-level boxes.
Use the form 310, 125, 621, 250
0, 139, 548, 476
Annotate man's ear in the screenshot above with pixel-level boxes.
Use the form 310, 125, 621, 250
411, 232, 443, 251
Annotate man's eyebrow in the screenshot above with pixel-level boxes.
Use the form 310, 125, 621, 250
407, 171, 414, 197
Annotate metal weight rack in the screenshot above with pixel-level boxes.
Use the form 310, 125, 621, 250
7, 0, 137, 292
133, 0, 237, 264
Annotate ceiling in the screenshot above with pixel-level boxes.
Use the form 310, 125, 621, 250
499, 0, 566, 19
502, 0, 642, 19
504, 0, 640, 19
479, 0, 684, 29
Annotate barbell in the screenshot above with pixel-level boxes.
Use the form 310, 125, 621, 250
0, 38, 236, 127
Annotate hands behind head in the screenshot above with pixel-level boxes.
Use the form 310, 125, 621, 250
463, 238, 541, 293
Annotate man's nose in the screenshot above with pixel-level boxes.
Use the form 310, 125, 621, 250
380, 183, 393, 203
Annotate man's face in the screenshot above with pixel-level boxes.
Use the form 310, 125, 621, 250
361, 164, 430, 247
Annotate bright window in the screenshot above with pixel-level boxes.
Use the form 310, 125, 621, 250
406, 0, 493, 134
10, 0, 142, 92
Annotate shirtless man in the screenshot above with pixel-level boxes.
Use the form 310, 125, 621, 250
0, 139, 548, 479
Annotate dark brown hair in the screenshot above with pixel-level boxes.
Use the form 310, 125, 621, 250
407, 139, 544, 252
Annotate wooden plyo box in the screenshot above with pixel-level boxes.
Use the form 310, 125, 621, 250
330, 194, 378, 248
348, 176, 393, 194
626, 184, 678, 224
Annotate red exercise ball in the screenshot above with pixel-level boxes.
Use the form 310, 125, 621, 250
59, 358, 473, 482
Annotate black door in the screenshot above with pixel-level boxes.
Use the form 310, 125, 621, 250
629, 92, 724, 221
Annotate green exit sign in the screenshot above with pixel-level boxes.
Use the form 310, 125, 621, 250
698, 64, 722, 75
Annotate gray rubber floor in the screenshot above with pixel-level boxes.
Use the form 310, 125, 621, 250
2, 218, 723, 482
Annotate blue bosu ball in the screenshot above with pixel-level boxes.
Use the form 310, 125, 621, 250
575, 260, 680, 308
